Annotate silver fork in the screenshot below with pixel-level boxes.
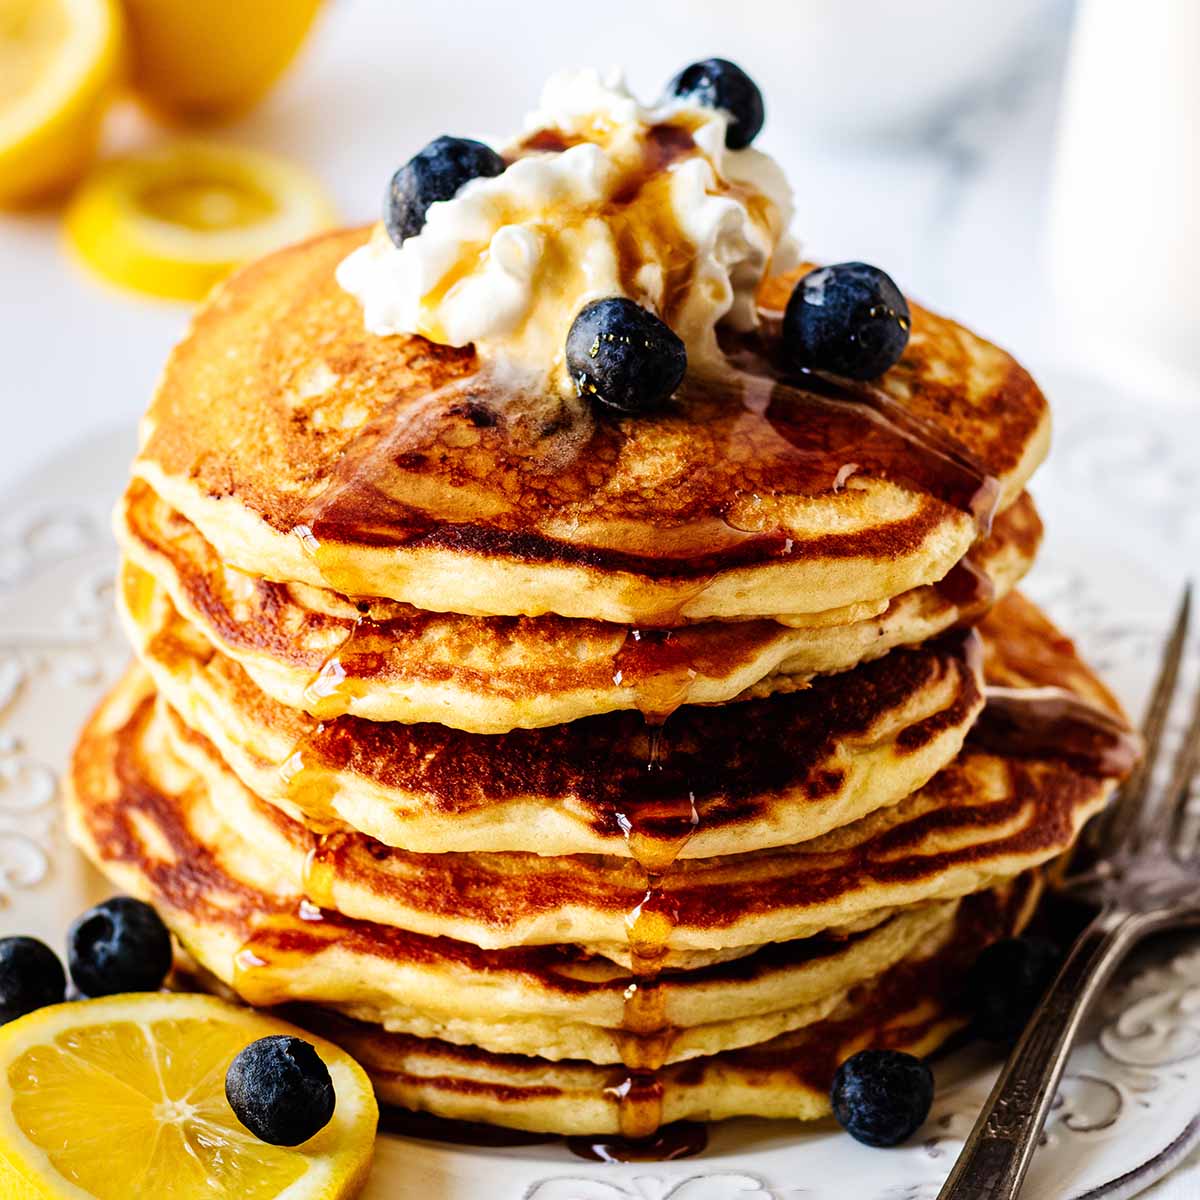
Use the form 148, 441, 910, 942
937, 584, 1200, 1200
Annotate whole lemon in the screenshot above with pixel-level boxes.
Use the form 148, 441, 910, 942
121, 0, 323, 121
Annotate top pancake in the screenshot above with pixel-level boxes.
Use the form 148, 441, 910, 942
133, 227, 1050, 623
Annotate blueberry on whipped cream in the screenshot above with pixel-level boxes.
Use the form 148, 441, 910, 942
665, 58, 764, 149
385, 136, 506, 246
783, 262, 911, 380
566, 297, 687, 413
337, 67, 798, 396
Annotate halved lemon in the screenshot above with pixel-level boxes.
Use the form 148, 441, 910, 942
121, 0, 323, 121
0, 993, 377, 1200
65, 139, 336, 300
0, 0, 124, 205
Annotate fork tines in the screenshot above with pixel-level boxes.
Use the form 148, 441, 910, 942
1089, 584, 1193, 858
1166, 655, 1200, 858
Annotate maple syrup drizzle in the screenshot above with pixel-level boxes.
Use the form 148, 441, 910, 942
969, 686, 1141, 777
302, 833, 343, 911
566, 1121, 708, 1163
287, 326, 1000, 609
231, 906, 344, 1007
277, 610, 389, 832
277, 725, 341, 832
606, 636, 703, 1140
299, 612, 389, 721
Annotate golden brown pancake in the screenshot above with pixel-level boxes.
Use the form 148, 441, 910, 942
117, 477, 1041, 731
120, 561, 987, 857
133, 228, 1050, 624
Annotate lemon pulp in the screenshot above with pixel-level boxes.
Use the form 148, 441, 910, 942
0, 994, 376, 1200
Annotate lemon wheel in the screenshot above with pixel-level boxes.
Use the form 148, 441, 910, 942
64, 140, 336, 300
0, 0, 124, 205
0, 993, 377, 1200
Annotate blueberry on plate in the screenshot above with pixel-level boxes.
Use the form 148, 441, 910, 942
665, 58, 764, 149
385, 135, 506, 245
783, 262, 911, 380
226, 1035, 336, 1146
830, 1049, 934, 1147
965, 936, 1062, 1043
0, 936, 66, 1025
566, 297, 687, 414
67, 896, 173, 997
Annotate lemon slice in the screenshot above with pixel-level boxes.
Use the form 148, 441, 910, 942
0, 0, 124, 205
0, 993, 377, 1200
65, 140, 336, 300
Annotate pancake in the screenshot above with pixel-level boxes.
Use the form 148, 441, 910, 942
300, 873, 1038, 1134
120, 561, 987, 857
152, 670, 1119, 960
117, 477, 1040, 731
133, 227, 1050, 624
65, 669, 1032, 1073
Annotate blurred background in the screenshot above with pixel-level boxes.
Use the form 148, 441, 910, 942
2, 0, 1198, 488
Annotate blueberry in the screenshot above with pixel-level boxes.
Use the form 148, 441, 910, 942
566, 298, 687, 414
0, 937, 66, 1025
665, 58, 764, 149
783, 262, 911, 380
226, 1035, 336, 1146
965, 936, 1062, 1043
385, 135, 505, 245
67, 896, 173, 997
830, 1049, 934, 1147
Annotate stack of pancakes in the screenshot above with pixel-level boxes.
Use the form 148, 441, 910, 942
67, 228, 1137, 1139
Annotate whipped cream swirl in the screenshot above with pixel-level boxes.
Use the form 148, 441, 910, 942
337, 68, 799, 382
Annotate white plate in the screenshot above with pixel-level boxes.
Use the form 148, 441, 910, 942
2, 364, 1198, 1199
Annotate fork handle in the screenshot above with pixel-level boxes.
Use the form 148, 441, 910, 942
936, 908, 1143, 1199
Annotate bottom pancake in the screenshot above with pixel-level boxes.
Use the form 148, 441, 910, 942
298, 875, 1038, 1135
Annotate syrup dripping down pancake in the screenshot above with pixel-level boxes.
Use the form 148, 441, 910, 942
133, 228, 1049, 624
117, 478, 1040, 732
119, 560, 988, 857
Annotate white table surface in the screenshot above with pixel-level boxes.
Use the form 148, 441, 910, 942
1, 0, 1198, 1194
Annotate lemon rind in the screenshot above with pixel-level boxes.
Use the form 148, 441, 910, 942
0, 994, 376, 1200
